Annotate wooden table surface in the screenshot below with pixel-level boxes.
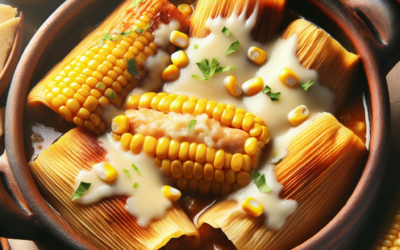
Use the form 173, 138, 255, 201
0, 0, 399, 249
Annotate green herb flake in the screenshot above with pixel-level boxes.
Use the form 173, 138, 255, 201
224, 41, 240, 56
222, 26, 231, 36
263, 85, 281, 101
193, 57, 235, 81
133, 182, 139, 188
192, 75, 204, 81
194, 44, 199, 49
132, 163, 141, 175
188, 120, 197, 129
121, 30, 133, 36
129, 0, 146, 8
251, 171, 272, 193
72, 182, 91, 201
135, 28, 145, 33
123, 168, 131, 178
127, 58, 138, 76
98, 32, 118, 47
300, 80, 314, 91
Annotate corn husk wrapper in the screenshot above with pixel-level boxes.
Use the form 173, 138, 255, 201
26, 0, 190, 121
198, 113, 367, 250
282, 19, 360, 105
190, 0, 286, 43
29, 128, 199, 250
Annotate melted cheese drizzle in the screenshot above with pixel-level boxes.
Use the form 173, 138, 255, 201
74, 3, 336, 230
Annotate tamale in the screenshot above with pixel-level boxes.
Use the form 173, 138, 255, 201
26, 0, 190, 133
282, 19, 360, 105
29, 128, 199, 250
190, 0, 286, 43
197, 113, 367, 250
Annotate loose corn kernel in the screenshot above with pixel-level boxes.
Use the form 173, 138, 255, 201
162, 185, 181, 202
162, 65, 180, 82
121, 133, 133, 151
144, 136, 157, 157
242, 77, 264, 96
112, 115, 130, 134
171, 160, 183, 179
279, 68, 299, 87
224, 76, 242, 97
247, 46, 267, 66
288, 105, 309, 126
156, 138, 171, 159
242, 197, 264, 217
178, 4, 193, 15
231, 154, 244, 172
171, 50, 189, 69
170, 31, 189, 49
95, 162, 118, 183
244, 138, 258, 156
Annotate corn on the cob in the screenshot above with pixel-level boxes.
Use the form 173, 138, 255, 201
27, 0, 190, 134
370, 188, 400, 250
190, 0, 286, 43
282, 19, 359, 105
29, 128, 199, 250
197, 113, 367, 250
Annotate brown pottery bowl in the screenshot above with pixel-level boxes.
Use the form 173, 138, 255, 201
1, 0, 400, 249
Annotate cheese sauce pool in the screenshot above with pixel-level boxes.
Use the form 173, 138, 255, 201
73, 5, 335, 230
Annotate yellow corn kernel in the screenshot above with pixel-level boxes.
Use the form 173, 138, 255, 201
193, 102, 206, 116
206, 148, 216, 164
242, 197, 264, 217
125, 95, 140, 110
244, 138, 258, 156
221, 182, 232, 196
213, 150, 225, 169
121, 133, 133, 151
112, 115, 130, 134
162, 185, 181, 202
90, 113, 101, 126
242, 155, 252, 172
242, 77, 264, 96
182, 100, 196, 114
212, 104, 226, 121
76, 108, 90, 120
178, 178, 188, 192
73, 117, 84, 127
195, 144, 207, 163
242, 115, 255, 132
199, 180, 211, 195
66, 99, 81, 113
99, 96, 110, 109
224, 169, 236, 184
183, 161, 194, 179
205, 101, 217, 117
224, 76, 242, 97
83, 96, 98, 112
203, 163, 214, 181
179, 142, 190, 161
258, 126, 271, 144
193, 162, 203, 180
237, 171, 251, 187
168, 140, 180, 160
143, 136, 157, 157
170, 99, 184, 113
178, 4, 192, 15
139, 92, 157, 109
188, 179, 198, 191
170, 31, 189, 49
59, 106, 73, 121
156, 138, 171, 159
249, 123, 262, 137
279, 68, 299, 87
247, 46, 267, 66
130, 134, 145, 154
171, 160, 183, 179
231, 113, 245, 129
231, 154, 244, 172
171, 50, 189, 69
214, 169, 224, 183
96, 162, 118, 183
221, 108, 235, 127
158, 96, 175, 113
162, 65, 180, 82
288, 105, 309, 126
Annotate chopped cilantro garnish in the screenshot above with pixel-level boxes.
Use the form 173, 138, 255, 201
72, 182, 91, 201
222, 26, 231, 36
224, 40, 240, 56
133, 182, 139, 188
194, 44, 199, 49
300, 80, 314, 91
263, 85, 281, 101
120, 30, 133, 36
135, 23, 152, 34
127, 58, 138, 76
129, 0, 146, 8
98, 32, 119, 47
123, 168, 131, 178
135, 28, 145, 33
192, 57, 236, 81
132, 163, 141, 175
188, 120, 197, 129
251, 171, 272, 193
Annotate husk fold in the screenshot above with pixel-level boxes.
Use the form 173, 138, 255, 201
282, 19, 360, 106
29, 128, 199, 250
198, 113, 367, 250
190, 0, 286, 43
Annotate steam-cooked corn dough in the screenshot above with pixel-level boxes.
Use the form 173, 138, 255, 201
0, 4, 17, 24
0, 17, 19, 73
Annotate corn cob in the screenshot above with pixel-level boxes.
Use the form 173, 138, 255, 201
370, 188, 400, 250
27, 0, 190, 134
114, 92, 270, 195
